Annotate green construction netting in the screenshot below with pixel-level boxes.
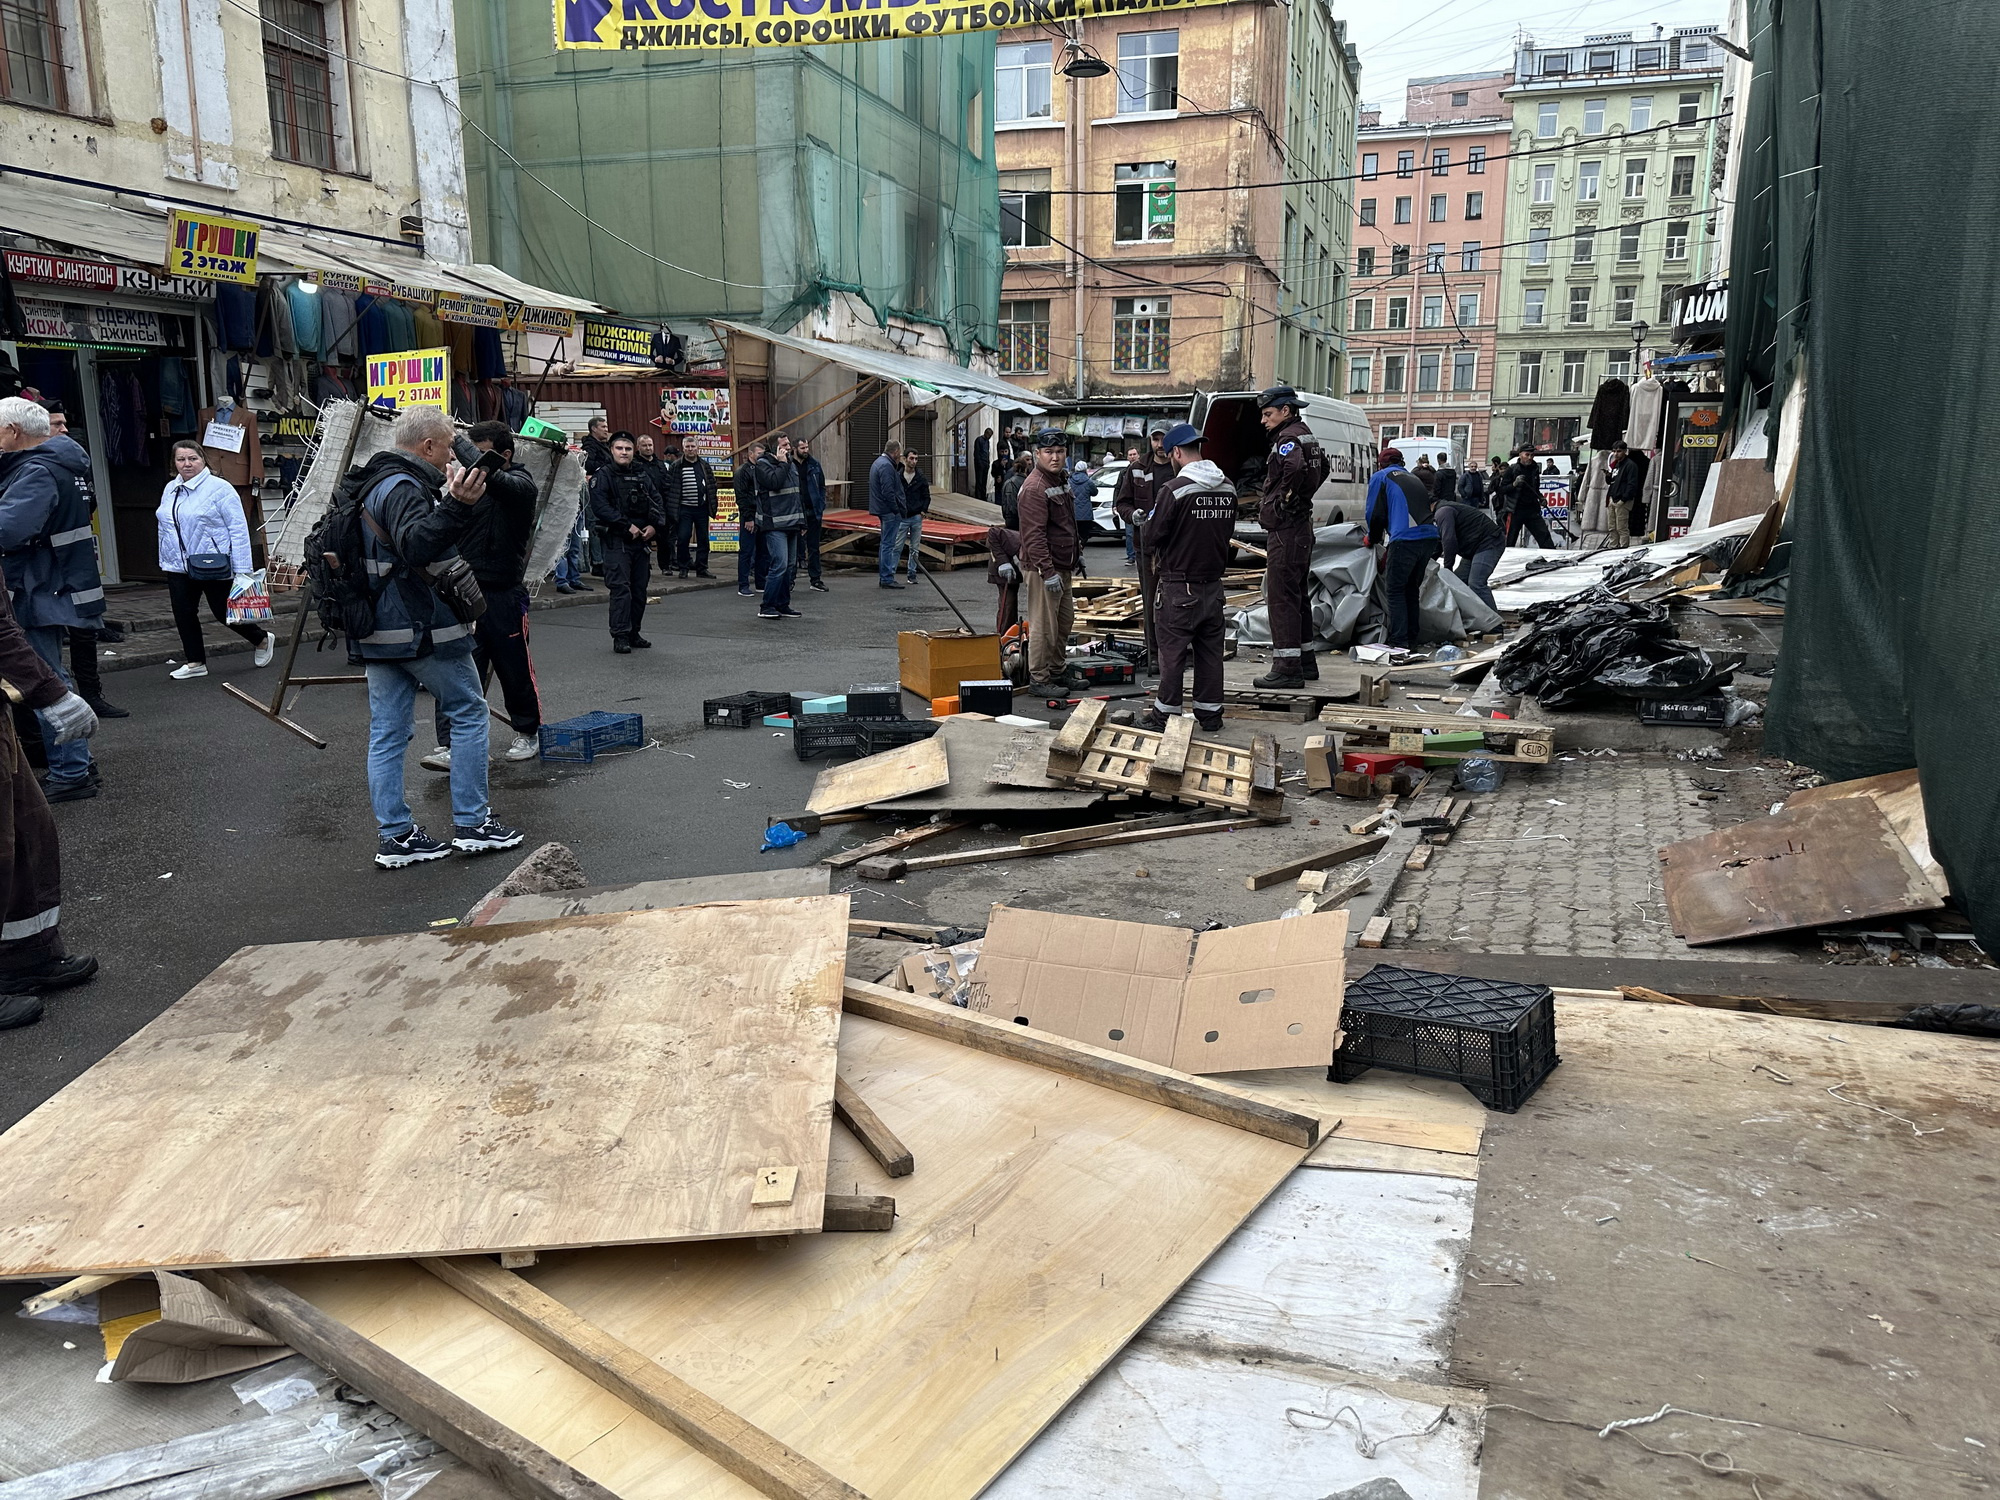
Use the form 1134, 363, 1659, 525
1735, 0, 2000, 953
454, 14, 1000, 355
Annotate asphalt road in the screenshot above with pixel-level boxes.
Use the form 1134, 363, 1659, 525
0, 561, 1023, 1129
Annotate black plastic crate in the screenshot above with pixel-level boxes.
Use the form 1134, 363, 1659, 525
1639, 695, 1729, 727
704, 690, 791, 729
854, 718, 942, 757
1330, 965, 1559, 1112
792, 714, 907, 761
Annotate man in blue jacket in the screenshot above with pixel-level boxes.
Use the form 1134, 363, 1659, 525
342, 406, 523, 869
1364, 447, 1442, 649
869, 440, 912, 589
793, 435, 829, 592
0, 397, 108, 801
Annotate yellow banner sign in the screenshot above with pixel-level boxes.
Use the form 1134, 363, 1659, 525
436, 292, 513, 329
557, 0, 1227, 50
516, 304, 578, 337
366, 348, 451, 410
166, 210, 260, 284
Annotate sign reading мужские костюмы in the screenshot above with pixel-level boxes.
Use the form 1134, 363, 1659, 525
558, 0, 1230, 50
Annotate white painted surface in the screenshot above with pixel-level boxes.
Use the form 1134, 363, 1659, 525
989, 1170, 1483, 1498
1489, 512, 1764, 612
400, 0, 472, 263
151, 0, 237, 189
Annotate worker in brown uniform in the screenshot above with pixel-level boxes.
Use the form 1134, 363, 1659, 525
1014, 427, 1082, 698
1143, 423, 1236, 732
1253, 385, 1330, 688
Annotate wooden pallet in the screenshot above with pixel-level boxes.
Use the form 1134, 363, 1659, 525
1316, 704, 1555, 764
1046, 699, 1283, 815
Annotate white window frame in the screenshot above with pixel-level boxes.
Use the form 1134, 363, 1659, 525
1664, 219, 1690, 261
1420, 294, 1444, 328
1605, 347, 1633, 379
1567, 285, 1591, 324
1537, 102, 1559, 137
1523, 287, 1546, 326
1382, 355, 1407, 394
1111, 295, 1172, 371
1613, 284, 1637, 322
1629, 95, 1653, 130
1532, 162, 1556, 203
1386, 296, 1409, 330
996, 299, 1050, 373
1527, 227, 1550, 266
1624, 157, 1648, 198
1449, 421, 1473, 448
1352, 297, 1374, 331
1350, 357, 1373, 394
1583, 98, 1606, 132
994, 41, 1052, 124
1417, 351, 1441, 393
1456, 290, 1480, 324
1115, 30, 1179, 115
1578, 160, 1601, 200
1516, 353, 1543, 395
1451, 353, 1477, 391
1561, 349, 1588, 394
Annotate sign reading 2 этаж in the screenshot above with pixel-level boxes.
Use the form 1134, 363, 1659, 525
366, 349, 451, 411
557, 0, 1230, 51
166, 210, 261, 284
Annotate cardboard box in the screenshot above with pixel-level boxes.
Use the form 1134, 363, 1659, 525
958, 679, 1015, 717
1303, 733, 1342, 791
900, 940, 985, 1005
968, 905, 1346, 1075
899, 631, 1003, 701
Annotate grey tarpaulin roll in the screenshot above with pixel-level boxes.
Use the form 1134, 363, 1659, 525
1232, 523, 1500, 648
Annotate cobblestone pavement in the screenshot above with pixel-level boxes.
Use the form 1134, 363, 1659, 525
1385, 751, 1808, 962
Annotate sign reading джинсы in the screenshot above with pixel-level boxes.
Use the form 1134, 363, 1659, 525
557, 0, 1229, 50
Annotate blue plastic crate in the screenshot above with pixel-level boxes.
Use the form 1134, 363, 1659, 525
539, 710, 644, 763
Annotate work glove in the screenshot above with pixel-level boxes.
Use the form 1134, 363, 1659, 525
43, 691, 98, 745
1043, 573, 1064, 597
997, 562, 1018, 584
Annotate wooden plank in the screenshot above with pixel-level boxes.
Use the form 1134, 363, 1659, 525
841, 980, 1319, 1147
1659, 798, 1942, 945
833, 1076, 914, 1178
855, 815, 1285, 879
1332, 1116, 1482, 1156
1357, 916, 1393, 948
467, 869, 832, 926
873, 719, 1103, 815
418, 1257, 867, 1500
1242, 835, 1389, 891
1614, 985, 1936, 1027
1248, 733, 1280, 794
0, 901, 851, 1277
1045, 698, 1108, 773
806, 736, 949, 816
1017, 811, 1201, 848
820, 1194, 897, 1233
266, 1015, 1307, 1500
1146, 715, 1195, 794
1403, 846, 1433, 871
822, 821, 965, 871
200, 1269, 611, 1500
18, 1273, 122, 1318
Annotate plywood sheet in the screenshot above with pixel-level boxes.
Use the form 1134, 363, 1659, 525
870, 718, 1103, 814
1787, 767, 1946, 896
466, 868, 831, 926
267, 1012, 1307, 1500
1659, 798, 1942, 944
0, 900, 851, 1276
805, 734, 949, 815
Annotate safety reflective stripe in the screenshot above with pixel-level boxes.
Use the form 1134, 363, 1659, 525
359, 627, 416, 644
0, 904, 60, 941
48, 526, 94, 547
68, 586, 104, 604
1191, 700, 1225, 713
1153, 698, 1181, 713
1271, 647, 1302, 658
431, 622, 473, 643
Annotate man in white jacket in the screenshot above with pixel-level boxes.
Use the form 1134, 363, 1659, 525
1142, 423, 1237, 732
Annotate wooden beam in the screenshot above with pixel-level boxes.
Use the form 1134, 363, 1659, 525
196, 1268, 614, 1500
1147, 715, 1194, 794
418, 1257, 869, 1500
841, 979, 1319, 1148
823, 821, 966, 871
821, 1194, 897, 1233
19, 1273, 122, 1318
833, 1076, 915, 1178
1045, 697, 1107, 774
1017, 811, 1201, 848
855, 814, 1285, 879
1242, 835, 1389, 891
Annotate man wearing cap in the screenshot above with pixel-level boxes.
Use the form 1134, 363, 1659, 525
1015, 428, 1080, 696
1254, 385, 1329, 689
1144, 424, 1235, 731
1366, 447, 1442, 648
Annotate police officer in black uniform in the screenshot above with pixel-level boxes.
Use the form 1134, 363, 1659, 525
587, 431, 666, 654
1253, 385, 1329, 688
1143, 422, 1236, 732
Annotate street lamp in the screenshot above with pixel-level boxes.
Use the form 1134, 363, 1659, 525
1630, 319, 1650, 376
1060, 43, 1111, 78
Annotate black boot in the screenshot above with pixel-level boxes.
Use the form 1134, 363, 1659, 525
1254, 661, 1305, 689
1300, 650, 1320, 682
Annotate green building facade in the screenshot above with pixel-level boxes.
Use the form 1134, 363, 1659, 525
1493, 29, 1725, 453
454, 15, 1002, 352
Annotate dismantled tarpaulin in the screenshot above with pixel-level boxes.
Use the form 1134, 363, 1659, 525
1234, 524, 1500, 650
1496, 588, 1739, 709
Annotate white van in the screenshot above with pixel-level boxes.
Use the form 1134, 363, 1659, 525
1391, 435, 1465, 475
1187, 388, 1377, 530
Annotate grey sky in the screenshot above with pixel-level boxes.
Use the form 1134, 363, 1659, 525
1341, 0, 1724, 114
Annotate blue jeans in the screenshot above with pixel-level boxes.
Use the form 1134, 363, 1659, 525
761, 529, 798, 612
366, 652, 489, 837
555, 511, 585, 586
26, 625, 92, 789
737, 527, 769, 590
879, 514, 922, 581
1124, 520, 1138, 563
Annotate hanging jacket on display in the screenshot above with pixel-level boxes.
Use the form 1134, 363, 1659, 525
213, 283, 257, 350
472, 328, 507, 380
1587, 377, 1631, 449
1627, 377, 1666, 450
413, 305, 445, 350
286, 281, 323, 359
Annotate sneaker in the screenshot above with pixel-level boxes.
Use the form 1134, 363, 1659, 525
737, 586, 756, 598
84, 698, 129, 719
0, 954, 97, 996
505, 733, 540, 762
0, 995, 43, 1029
254, 634, 276, 668
43, 780, 98, 803
778, 606, 803, 618
612, 638, 632, 654
629, 635, 652, 649
452, 818, 525, 855
757, 608, 781, 620
376, 826, 452, 869
879, 579, 906, 590
168, 662, 208, 680
419, 746, 451, 772
808, 579, 829, 592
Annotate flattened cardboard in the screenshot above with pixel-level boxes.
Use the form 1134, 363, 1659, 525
969, 906, 1346, 1074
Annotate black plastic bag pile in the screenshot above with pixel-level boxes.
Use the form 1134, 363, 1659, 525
1496, 586, 1740, 709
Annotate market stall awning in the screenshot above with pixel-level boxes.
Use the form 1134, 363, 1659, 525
711, 319, 1051, 413
0, 179, 603, 315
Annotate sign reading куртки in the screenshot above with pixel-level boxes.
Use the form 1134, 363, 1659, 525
366, 349, 451, 411
557, 0, 1230, 50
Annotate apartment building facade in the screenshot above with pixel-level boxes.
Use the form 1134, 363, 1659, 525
993, 0, 1360, 408
1348, 114, 1511, 464
1493, 28, 1726, 454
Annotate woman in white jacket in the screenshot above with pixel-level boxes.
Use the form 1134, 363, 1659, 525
156, 441, 274, 680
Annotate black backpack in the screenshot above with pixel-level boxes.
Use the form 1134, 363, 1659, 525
302, 471, 396, 644
1388, 470, 1436, 528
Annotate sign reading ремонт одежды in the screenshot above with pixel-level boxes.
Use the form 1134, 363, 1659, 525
558, 0, 1230, 50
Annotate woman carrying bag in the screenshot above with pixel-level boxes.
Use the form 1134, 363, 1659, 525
156, 441, 274, 680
